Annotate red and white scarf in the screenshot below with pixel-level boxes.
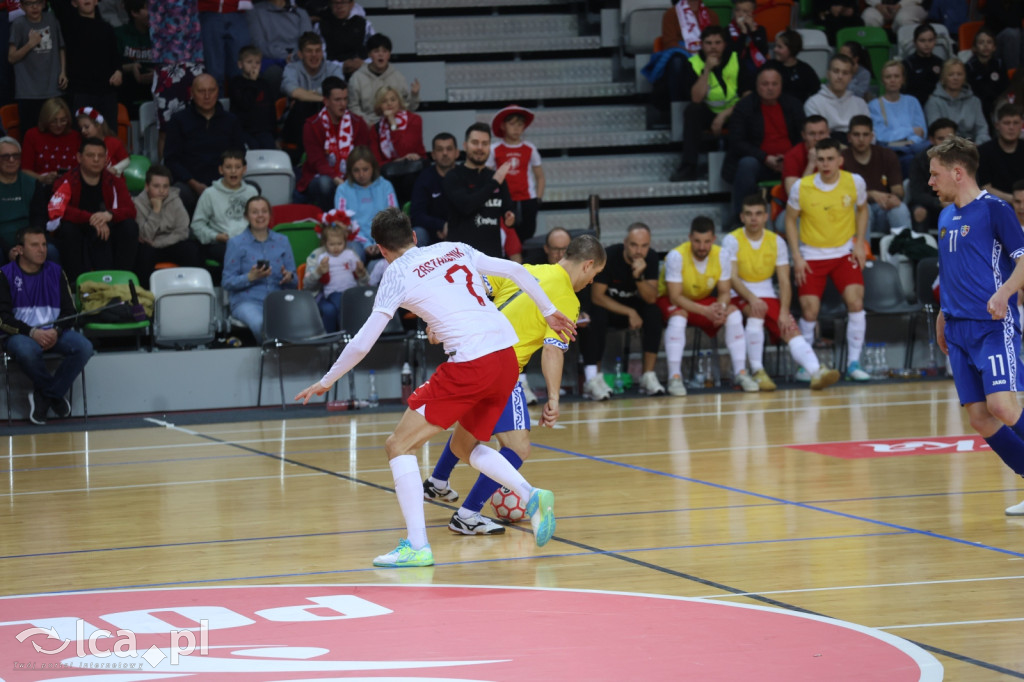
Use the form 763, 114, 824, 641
376, 111, 408, 162
729, 21, 766, 68
318, 107, 353, 174
675, 0, 712, 53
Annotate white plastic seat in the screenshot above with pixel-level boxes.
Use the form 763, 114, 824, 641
244, 149, 295, 207
150, 267, 217, 348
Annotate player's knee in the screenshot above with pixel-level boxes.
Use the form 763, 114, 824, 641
968, 410, 1002, 436
384, 434, 404, 459
989, 402, 1021, 428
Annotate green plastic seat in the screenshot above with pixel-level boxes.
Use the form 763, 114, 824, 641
76, 270, 151, 350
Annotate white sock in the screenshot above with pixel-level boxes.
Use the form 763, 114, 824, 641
788, 335, 820, 374
665, 315, 687, 378
428, 475, 448, 489
469, 443, 533, 501
725, 310, 746, 376
745, 317, 765, 373
518, 372, 527, 384
847, 310, 866, 367
390, 455, 428, 550
584, 364, 598, 382
799, 317, 816, 347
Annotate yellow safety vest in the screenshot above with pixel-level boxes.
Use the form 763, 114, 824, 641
730, 227, 777, 283
659, 242, 721, 301
688, 52, 740, 113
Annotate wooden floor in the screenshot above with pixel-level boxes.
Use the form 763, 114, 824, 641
3, 380, 1024, 679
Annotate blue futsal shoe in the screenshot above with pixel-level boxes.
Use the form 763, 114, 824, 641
526, 488, 556, 547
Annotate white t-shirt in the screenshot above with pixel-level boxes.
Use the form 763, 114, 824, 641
787, 172, 868, 261
720, 231, 790, 300
323, 250, 362, 296
663, 246, 732, 287
374, 242, 518, 362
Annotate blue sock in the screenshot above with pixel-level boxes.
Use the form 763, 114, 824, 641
430, 436, 460, 483
464, 447, 524, 514
984, 425, 1024, 476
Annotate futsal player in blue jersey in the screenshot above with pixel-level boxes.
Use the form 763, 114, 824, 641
929, 136, 1024, 515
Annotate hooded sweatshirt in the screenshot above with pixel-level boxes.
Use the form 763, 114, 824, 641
190, 179, 259, 245
346, 63, 419, 126
924, 82, 991, 145
133, 186, 191, 249
803, 84, 870, 134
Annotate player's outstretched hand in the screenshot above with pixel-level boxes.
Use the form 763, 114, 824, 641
295, 380, 330, 405
546, 311, 576, 343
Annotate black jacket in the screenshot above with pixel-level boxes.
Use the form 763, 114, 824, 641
164, 101, 247, 186
442, 164, 512, 258
723, 91, 805, 179
410, 165, 448, 240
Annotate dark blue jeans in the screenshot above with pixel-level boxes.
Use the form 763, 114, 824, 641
4, 329, 93, 400
317, 291, 343, 333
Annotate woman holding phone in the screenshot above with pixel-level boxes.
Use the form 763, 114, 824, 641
222, 196, 297, 342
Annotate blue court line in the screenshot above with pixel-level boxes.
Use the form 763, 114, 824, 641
12, 530, 909, 595
534, 443, 1024, 560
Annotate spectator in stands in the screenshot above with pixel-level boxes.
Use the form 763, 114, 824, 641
0, 225, 93, 425
662, 0, 714, 54
908, 117, 957, 232
164, 73, 247, 215
815, 0, 862, 47
228, 45, 277, 150
488, 104, 544, 243
199, 0, 251, 88
74, 106, 128, 176
992, 70, 1024, 135
784, 138, 870, 382
245, 0, 312, 94
48, 137, 138, 282
543, 227, 571, 265
148, 0, 204, 157
838, 41, 871, 100
317, 0, 373, 79
646, 0, 714, 135
983, 0, 1023, 70
869, 60, 929, 177
296, 76, 373, 212
347, 34, 420, 127
861, 0, 925, 31
113, 0, 154, 119
977, 104, 1024, 203
21, 97, 81, 185
333, 145, 396, 261
0, 136, 49, 263
281, 31, 345, 147
782, 115, 830, 194
133, 164, 200, 287
408, 131, 456, 247
8, 0, 66, 135
54, 0, 121, 127
843, 115, 912, 236
803, 54, 869, 144
965, 28, 1009, 131
190, 148, 259, 267
727, 0, 768, 82
579, 222, 665, 400
766, 30, 820, 105
371, 85, 426, 206
442, 122, 514, 258
222, 195, 296, 342
903, 24, 944, 108
303, 210, 365, 333
925, 58, 990, 145
724, 64, 804, 222
927, 0, 968, 39
671, 25, 752, 182
660, 216, 758, 395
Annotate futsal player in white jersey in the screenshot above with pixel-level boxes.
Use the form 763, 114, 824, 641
928, 137, 1024, 516
296, 207, 575, 567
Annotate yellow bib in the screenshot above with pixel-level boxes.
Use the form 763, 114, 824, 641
798, 172, 858, 248
688, 52, 741, 113
670, 242, 721, 301
730, 227, 777, 283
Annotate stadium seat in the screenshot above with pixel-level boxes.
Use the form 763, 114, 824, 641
257, 290, 344, 408
138, 101, 158, 162
622, 7, 664, 57
244, 149, 295, 207
795, 28, 832, 81
149, 267, 217, 348
1, 104, 20, 142
76, 270, 151, 350
837, 26, 892, 86
273, 222, 321, 265
862, 260, 923, 369
272, 203, 321, 226
117, 103, 132, 152
122, 155, 151, 194
753, 0, 794, 42
958, 20, 984, 51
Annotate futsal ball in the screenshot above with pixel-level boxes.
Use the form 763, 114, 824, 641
490, 487, 528, 522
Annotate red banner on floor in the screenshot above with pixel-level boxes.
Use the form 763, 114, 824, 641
789, 435, 990, 459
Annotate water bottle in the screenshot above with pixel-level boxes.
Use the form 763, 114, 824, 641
691, 354, 705, 389
863, 343, 876, 377
613, 357, 625, 394
367, 370, 379, 408
878, 343, 890, 379
925, 341, 938, 376
400, 362, 413, 404
702, 352, 714, 388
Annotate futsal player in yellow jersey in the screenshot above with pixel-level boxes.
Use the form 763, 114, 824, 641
784, 137, 872, 381
424, 234, 606, 535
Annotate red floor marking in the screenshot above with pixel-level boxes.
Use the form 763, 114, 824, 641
1, 585, 941, 681
789, 434, 989, 459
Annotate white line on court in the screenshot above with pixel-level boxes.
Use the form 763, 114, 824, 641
697, 574, 1024, 600
0, 472, 323, 497
878, 617, 1024, 629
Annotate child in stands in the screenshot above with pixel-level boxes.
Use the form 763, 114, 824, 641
333, 145, 397, 261
228, 45, 278, 150
191, 148, 259, 266
75, 107, 129, 175
303, 210, 366, 333
488, 104, 544, 243
133, 163, 201, 286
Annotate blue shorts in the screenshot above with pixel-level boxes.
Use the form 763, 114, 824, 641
945, 317, 1023, 405
492, 381, 531, 434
